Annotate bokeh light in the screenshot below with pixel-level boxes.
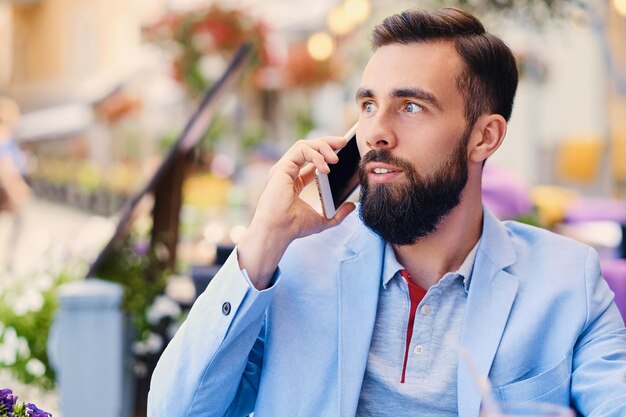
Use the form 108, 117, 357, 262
327, 5, 356, 36
614, 0, 626, 17
344, 0, 371, 25
307, 32, 335, 61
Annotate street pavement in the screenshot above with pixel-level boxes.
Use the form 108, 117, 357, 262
0, 197, 114, 274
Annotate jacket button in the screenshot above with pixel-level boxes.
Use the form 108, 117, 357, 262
221, 302, 231, 316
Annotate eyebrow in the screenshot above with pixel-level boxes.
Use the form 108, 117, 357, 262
355, 87, 443, 111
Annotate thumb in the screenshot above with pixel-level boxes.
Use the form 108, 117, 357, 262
327, 202, 356, 227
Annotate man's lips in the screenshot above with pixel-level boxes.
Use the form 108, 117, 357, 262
366, 162, 404, 184
366, 162, 403, 173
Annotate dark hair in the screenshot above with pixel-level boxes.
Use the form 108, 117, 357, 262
372, 8, 518, 125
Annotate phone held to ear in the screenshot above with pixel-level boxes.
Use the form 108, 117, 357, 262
315, 123, 360, 219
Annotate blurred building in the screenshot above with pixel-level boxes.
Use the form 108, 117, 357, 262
1, 0, 626, 194
1, 0, 143, 110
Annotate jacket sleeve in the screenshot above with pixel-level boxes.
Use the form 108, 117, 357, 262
571, 248, 626, 416
147, 249, 279, 417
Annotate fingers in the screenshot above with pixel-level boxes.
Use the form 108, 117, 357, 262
250, 135, 355, 249
312, 202, 356, 232
300, 145, 330, 174
315, 135, 350, 152
316, 140, 343, 165
299, 164, 317, 185
277, 136, 348, 179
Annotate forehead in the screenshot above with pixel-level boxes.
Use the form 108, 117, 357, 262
359, 41, 464, 109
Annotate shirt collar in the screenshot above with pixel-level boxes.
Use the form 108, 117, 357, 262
381, 238, 481, 293
382, 243, 404, 289
458, 240, 480, 292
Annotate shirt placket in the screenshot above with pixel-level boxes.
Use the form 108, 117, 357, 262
399, 270, 430, 382
407, 288, 439, 377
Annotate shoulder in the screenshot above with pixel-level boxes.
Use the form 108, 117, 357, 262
504, 220, 592, 255
500, 220, 599, 278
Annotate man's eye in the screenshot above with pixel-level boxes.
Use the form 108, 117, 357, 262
364, 102, 376, 113
405, 102, 422, 113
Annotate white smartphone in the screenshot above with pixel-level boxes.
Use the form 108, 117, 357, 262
315, 123, 360, 219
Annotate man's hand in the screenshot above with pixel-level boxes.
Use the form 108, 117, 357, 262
237, 136, 356, 289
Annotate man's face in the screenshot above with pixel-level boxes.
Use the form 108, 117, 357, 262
355, 41, 472, 244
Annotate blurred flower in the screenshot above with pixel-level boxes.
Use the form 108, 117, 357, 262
12, 290, 44, 316
133, 240, 150, 257
0, 248, 79, 390
132, 332, 164, 356
0, 328, 19, 366
0, 389, 51, 417
0, 327, 31, 367
145, 333, 164, 353
31, 273, 54, 293
146, 295, 181, 325
25, 402, 51, 417
284, 42, 339, 88
165, 275, 196, 305
0, 388, 17, 413
25, 359, 46, 378
145, 4, 272, 96
167, 321, 183, 340
154, 242, 170, 263
198, 55, 227, 81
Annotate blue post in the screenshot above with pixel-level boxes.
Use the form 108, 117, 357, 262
48, 279, 130, 417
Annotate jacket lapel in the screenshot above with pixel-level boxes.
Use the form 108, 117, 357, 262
458, 209, 519, 417
337, 224, 385, 417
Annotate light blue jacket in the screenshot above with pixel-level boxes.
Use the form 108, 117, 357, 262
148, 209, 626, 416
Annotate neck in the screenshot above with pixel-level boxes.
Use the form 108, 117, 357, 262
392, 180, 483, 289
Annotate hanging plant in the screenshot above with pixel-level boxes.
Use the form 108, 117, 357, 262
284, 43, 340, 88
146, 5, 271, 97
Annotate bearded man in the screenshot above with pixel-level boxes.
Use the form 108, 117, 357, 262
149, 8, 626, 417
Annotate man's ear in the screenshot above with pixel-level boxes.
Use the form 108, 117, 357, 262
468, 114, 507, 163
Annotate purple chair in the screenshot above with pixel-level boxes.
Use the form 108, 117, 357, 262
482, 164, 533, 219
600, 258, 626, 321
564, 198, 626, 259
565, 198, 626, 224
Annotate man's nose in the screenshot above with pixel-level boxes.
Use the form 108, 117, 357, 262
364, 113, 396, 150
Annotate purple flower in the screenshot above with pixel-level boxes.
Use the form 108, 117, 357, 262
0, 388, 17, 413
133, 240, 149, 256
25, 403, 52, 417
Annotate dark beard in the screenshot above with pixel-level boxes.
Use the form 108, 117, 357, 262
358, 138, 469, 245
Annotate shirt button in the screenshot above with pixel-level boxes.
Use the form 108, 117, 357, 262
413, 344, 425, 355
421, 305, 431, 315
221, 302, 231, 316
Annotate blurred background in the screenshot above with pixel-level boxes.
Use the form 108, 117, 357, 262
1, 0, 626, 416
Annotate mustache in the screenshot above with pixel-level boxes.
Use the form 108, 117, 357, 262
359, 149, 416, 173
